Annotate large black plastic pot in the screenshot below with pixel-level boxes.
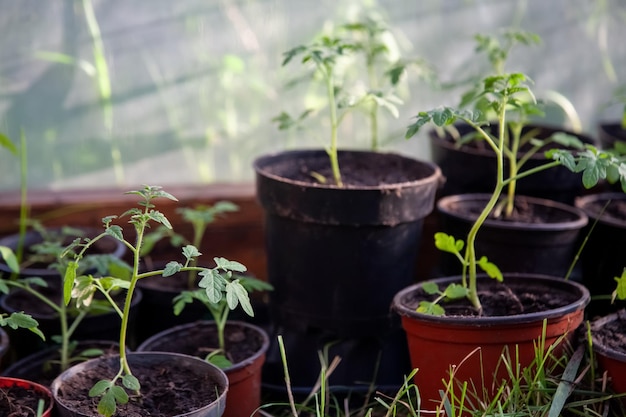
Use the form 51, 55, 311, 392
429, 123, 597, 204
597, 121, 626, 150
575, 192, 626, 317
254, 149, 442, 392
436, 194, 588, 279
51, 351, 228, 417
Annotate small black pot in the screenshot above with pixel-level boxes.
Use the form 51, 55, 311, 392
0, 288, 142, 361
575, 192, 626, 317
436, 194, 588, 278
429, 123, 597, 204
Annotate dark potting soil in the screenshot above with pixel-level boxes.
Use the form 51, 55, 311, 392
447, 195, 580, 224
406, 278, 580, 317
54, 359, 222, 416
0, 383, 51, 417
593, 310, 626, 354
144, 323, 264, 365
263, 152, 435, 187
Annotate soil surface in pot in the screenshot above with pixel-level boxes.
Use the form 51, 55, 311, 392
406, 278, 580, 317
264, 152, 434, 187
55, 358, 221, 416
146, 323, 264, 364
593, 311, 626, 353
448, 196, 579, 224
0, 383, 51, 417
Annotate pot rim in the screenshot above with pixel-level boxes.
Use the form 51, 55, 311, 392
590, 310, 626, 361
51, 351, 229, 416
437, 193, 589, 231
0, 376, 54, 416
253, 149, 443, 191
392, 274, 590, 326
136, 320, 270, 373
575, 192, 626, 228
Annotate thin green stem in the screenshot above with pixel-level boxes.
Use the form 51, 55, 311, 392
324, 67, 342, 187
15, 130, 28, 272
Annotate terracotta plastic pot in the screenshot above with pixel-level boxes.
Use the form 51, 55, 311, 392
51, 351, 228, 417
137, 320, 268, 417
392, 274, 589, 411
590, 310, 626, 396
0, 376, 54, 417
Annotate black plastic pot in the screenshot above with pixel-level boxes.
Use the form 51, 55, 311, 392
0, 327, 8, 371
436, 194, 588, 278
254, 149, 442, 337
597, 121, 626, 150
0, 288, 142, 361
0, 227, 127, 282
429, 123, 597, 204
254, 149, 441, 392
51, 351, 228, 417
575, 192, 626, 317
1, 340, 121, 387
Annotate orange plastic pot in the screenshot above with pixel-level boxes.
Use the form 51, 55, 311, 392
591, 311, 626, 396
0, 376, 54, 417
392, 274, 589, 412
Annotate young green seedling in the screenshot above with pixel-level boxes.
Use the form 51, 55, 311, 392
407, 69, 626, 314
274, 13, 434, 185
62, 185, 252, 417
173, 270, 272, 368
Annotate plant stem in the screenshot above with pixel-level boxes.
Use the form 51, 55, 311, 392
15, 130, 28, 272
324, 66, 343, 187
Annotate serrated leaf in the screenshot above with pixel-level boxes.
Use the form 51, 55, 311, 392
163, 261, 182, 277
199, 269, 225, 303
421, 281, 440, 295
106, 225, 123, 242
122, 374, 141, 390
213, 257, 247, 272
478, 256, 503, 282
149, 210, 172, 229
182, 245, 201, 260
226, 280, 254, 316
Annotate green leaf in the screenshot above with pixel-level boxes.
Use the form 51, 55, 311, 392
63, 261, 78, 305
163, 261, 182, 277
434, 232, 464, 254
111, 385, 129, 404
199, 269, 226, 303
0, 133, 18, 155
417, 301, 445, 316
477, 256, 503, 282
149, 210, 172, 229
97, 391, 117, 417
226, 280, 254, 317
89, 380, 112, 397
405, 112, 432, 139
122, 373, 140, 391
421, 281, 440, 295
106, 225, 123, 241
613, 268, 626, 302
442, 283, 469, 299
182, 245, 201, 260
213, 257, 247, 272
207, 353, 233, 369
0, 246, 19, 273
